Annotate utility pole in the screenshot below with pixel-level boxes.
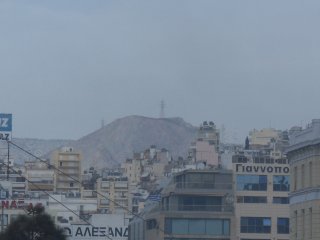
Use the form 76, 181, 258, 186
6, 141, 9, 181
1, 204, 3, 232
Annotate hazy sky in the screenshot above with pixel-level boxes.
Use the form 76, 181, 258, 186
1, 0, 320, 141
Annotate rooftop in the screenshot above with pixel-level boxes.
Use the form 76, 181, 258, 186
287, 119, 320, 152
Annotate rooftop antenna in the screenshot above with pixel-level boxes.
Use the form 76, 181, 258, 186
101, 119, 105, 129
160, 100, 165, 118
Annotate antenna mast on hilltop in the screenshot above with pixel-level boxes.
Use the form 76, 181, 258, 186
160, 100, 165, 118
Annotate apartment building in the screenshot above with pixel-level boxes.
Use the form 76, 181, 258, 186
52, 147, 82, 193
25, 160, 54, 195
0, 169, 26, 197
97, 172, 130, 214
122, 158, 142, 185
189, 121, 220, 166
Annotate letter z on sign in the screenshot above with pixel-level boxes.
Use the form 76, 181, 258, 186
0, 114, 12, 132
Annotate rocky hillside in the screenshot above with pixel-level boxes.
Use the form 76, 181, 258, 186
5, 116, 197, 170
71, 116, 197, 169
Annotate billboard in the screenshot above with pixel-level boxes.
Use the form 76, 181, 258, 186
64, 214, 129, 240
0, 113, 12, 141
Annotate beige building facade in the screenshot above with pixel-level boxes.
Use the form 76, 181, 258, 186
25, 160, 54, 194
287, 119, 320, 240
97, 175, 130, 214
189, 121, 220, 167
52, 147, 82, 193
233, 154, 290, 240
122, 158, 142, 185
249, 128, 281, 147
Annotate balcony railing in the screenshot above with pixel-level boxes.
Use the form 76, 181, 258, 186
175, 182, 233, 190
163, 204, 234, 212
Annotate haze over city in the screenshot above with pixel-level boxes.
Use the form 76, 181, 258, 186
2, 2, 320, 240
1, 0, 320, 140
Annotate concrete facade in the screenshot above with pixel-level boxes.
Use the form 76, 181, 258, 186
287, 119, 320, 240
189, 121, 220, 167
249, 128, 281, 147
97, 176, 130, 214
52, 147, 82, 193
233, 157, 290, 240
129, 169, 235, 240
122, 158, 142, 185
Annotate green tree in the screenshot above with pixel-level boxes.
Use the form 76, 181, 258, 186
0, 204, 66, 240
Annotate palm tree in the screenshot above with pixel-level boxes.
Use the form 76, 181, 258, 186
0, 204, 66, 240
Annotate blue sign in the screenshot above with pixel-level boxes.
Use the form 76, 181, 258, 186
0, 114, 12, 132
0, 113, 12, 140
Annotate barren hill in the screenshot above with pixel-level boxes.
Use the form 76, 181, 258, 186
72, 116, 197, 169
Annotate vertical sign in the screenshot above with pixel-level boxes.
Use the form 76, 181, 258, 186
0, 113, 12, 141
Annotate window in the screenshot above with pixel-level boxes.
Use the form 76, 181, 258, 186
165, 218, 230, 236
172, 219, 188, 234
273, 197, 289, 204
206, 219, 229, 236
301, 209, 305, 238
273, 175, 290, 191
265, 158, 274, 164
189, 219, 205, 234
132, 206, 138, 214
294, 166, 297, 190
176, 173, 232, 190
241, 217, 271, 233
60, 162, 63, 167
309, 161, 313, 187
177, 196, 222, 211
70, 182, 74, 187
301, 164, 305, 188
186, 173, 214, 189
146, 219, 157, 230
100, 199, 109, 205
237, 175, 267, 191
294, 210, 298, 239
237, 196, 267, 204
309, 208, 312, 238
277, 218, 289, 234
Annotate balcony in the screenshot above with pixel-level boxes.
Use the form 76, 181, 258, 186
114, 182, 128, 188
29, 183, 54, 191
59, 165, 80, 169
163, 204, 234, 213
173, 182, 233, 195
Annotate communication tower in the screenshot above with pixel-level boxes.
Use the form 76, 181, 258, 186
160, 100, 165, 118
